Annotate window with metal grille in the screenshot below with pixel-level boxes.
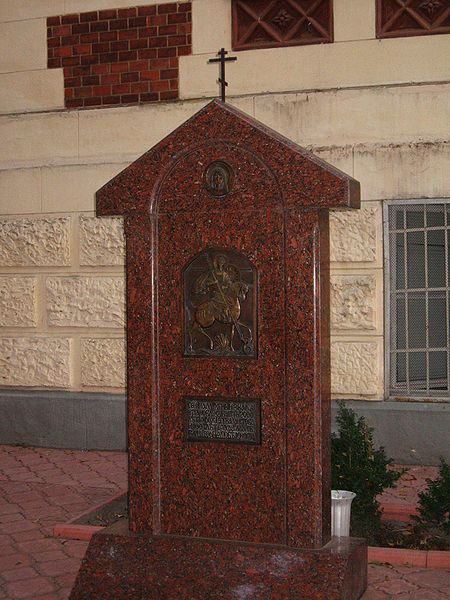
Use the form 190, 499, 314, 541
385, 200, 450, 399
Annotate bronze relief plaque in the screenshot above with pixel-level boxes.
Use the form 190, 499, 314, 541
184, 397, 261, 444
183, 249, 257, 357
204, 160, 233, 197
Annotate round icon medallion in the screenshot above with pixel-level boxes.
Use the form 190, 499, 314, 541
204, 161, 233, 197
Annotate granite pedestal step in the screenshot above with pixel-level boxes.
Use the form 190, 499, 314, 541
70, 521, 367, 600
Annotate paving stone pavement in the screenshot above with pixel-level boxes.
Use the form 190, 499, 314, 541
0, 446, 447, 599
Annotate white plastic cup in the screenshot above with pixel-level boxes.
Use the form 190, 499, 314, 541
331, 490, 356, 537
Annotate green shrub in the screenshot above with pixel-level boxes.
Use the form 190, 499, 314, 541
403, 458, 450, 550
331, 401, 403, 542
416, 458, 450, 534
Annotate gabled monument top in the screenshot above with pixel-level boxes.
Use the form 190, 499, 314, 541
96, 99, 360, 217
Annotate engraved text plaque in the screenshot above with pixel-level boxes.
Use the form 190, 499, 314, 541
184, 397, 261, 444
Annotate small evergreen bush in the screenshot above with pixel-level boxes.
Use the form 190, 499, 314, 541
403, 458, 450, 550
331, 401, 403, 542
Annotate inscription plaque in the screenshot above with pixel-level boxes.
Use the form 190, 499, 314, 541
184, 397, 261, 444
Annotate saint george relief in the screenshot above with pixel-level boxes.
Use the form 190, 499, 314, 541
183, 249, 257, 357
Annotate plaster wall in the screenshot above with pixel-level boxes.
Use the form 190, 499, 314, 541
0, 0, 448, 402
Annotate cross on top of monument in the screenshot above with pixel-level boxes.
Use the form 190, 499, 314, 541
208, 47, 237, 102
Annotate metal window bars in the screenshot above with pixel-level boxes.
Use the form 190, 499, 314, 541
384, 200, 449, 400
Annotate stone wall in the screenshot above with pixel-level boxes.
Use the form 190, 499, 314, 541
0, 0, 449, 401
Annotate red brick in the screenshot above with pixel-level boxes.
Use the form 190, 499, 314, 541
74, 87, 93, 98
119, 49, 137, 60
64, 77, 81, 87
150, 80, 170, 92
160, 68, 177, 79
160, 90, 178, 101
53, 25, 71, 36
168, 12, 187, 24
178, 3, 192, 12
129, 16, 147, 27
80, 32, 99, 43
80, 55, 98, 65
112, 83, 130, 94
141, 70, 159, 81
64, 76, 81, 87
61, 14, 79, 24
91, 64, 110, 74
138, 27, 158, 38
138, 48, 158, 59
93, 85, 112, 96
1, 520, 39, 534
177, 45, 191, 56
90, 21, 108, 32
75, 65, 95, 75
64, 88, 73, 99
84, 97, 103, 107
149, 15, 167, 26
102, 95, 121, 105
118, 29, 138, 40
82, 75, 100, 85
138, 6, 157, 16
66, 99, 84, 108
129, 59, 149, 70
118, 7, 137, 18
54, 46, 72, 58
130, 38, 149, 49
61, 34, 79, 45
60, 56, 80, 67
92, 42, 110, 53
99, 31, 118, 42
158, 24, 177, 35
149, 35, 168, 47
149, 57, 170, 68
121, 71, 139, 83
178, 22, 192, 34
130, 81, 149, 93
99, 52, 118, 63
168, 35, 187, 46
109, 18, 127, 30
102, 74, 121, 84
47, 37, 60, 48
111, 40, 129, 51
80, 11, 98, 22
72, 23, 90, 34
74, 44, 91, 55
158, 3, 178, 14
99, 9, 117, 20
121, 94, 139, 103
47, 16, 60, 26
158, 47, 177, 57
140, 92, 159, 101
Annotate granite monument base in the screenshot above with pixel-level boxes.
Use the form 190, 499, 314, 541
70, 521, 367, 600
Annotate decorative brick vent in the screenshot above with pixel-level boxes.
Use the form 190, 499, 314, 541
47, 3, 191, 109
232, 0, 333, 51
376, 0, 450, 38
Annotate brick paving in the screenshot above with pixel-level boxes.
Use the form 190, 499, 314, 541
0, 446, 447, 599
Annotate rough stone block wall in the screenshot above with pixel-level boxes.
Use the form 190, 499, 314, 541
0, 214, 126, 392
47, 2, 191, 108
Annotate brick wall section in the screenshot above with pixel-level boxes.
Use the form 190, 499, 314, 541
47, 3, 191, 109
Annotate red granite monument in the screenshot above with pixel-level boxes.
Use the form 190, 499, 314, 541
71, 100, 367, 599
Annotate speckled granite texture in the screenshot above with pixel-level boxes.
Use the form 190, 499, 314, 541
71, 100, 366, 599
71, 523, 367, 600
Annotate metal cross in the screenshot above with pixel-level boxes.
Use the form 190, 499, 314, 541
208, 48, 237, 102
